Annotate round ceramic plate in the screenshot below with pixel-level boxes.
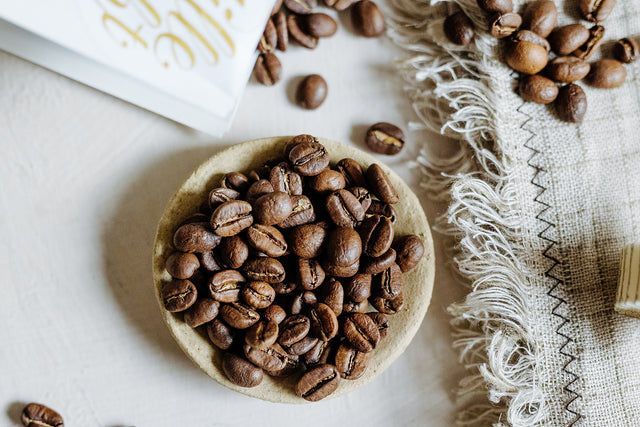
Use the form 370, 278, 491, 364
152, 136, 435, 403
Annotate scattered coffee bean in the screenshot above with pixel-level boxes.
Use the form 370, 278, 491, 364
222, 352, 263, 387
270, 163, 303, 196
297, 257, 326, 290
247, 179, 275, 203
518, 75, 558, 104
545, 56, 590, 83
288, 14, 319, 49
366, 200, 397, 224
613, 38, 639, 63
296, 364, 341, 401
218, 235, 249, 269
521, 0, 557, 38
289, 224, 327, 258
309, 302, 339, 341
572, 25, 604, 60
209, 187, 240, 211
279, 195, 315, 228
370, 292, 404, 314
477, 0, 513, 13
296, 74, 328, 110
365, 122, 405, 155
548, 24, 589, 56
285, 335, 319, 355
221, 172, 249, 193
393, 235, 425, 272
184, 298, 219, 327
258, 19, 277, 53
165, 252, 200, 279
254, 53, 282, 86
360, 215, 394, 257
335, 344, 370, 379
21, 403, 64, 427
321, 277, 344, 316
326, 189, 365, 228
274, 11, 289, 52
323, 259, 360, 278
344, 298, 369, 313
579, 0, 616, 22
374, 263, 403, 299
325, 227, 362, 267
336, 158, 366, 187
348, 187, 372, 212
587, 59, 627, 89
352, 0, 386, 38
304, 13, 338, 38
367, 164, 399, 204
162, 279, 197, 312
505, 30, 549, 75
554, 83, 587, 123
303, 339, 332, 366
443, 11, 475, 46
489, 12, 522, 39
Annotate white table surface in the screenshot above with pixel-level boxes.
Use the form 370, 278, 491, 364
0, 18, 466, 427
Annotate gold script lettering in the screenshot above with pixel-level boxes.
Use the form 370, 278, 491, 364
180, 0, 235, 56
155, 33, 195, 68
102, 13, 148, 48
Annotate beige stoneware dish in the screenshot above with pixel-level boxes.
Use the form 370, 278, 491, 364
152, 136, 435, 403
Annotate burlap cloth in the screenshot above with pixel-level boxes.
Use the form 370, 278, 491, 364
388, 0, 640, 425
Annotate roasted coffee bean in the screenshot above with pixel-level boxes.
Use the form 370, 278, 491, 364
179, 212, 210, 227
297, 258, 326, 290
360, 215, 394, 257
273, 281, 298, 295
221, 172, 249, 193
244, 343, 290, 371
489, 12, 522, 39
303, 13, 338, 38
200, 250, 223, 272
209, 187, 240, 211
345, 273, 372, 302
246, 224, 288, 257
370, 292, 404, 314
335, 344, 370, 380
548, 24, 589, 56
253, 191, 292, 226
285, 335, 319, 355
296, 74, 327, 110
284, 134, 317, 157
270, 163, 303, 195
352, 0, 386, 38
173, 222, 221, 253
521, 0, 557, 38
246, 320, 279, 348
343, 298, 368, 313
220, 302, 260, 329
184, 298, 219, 327
296, 364, 341, 401
242, 281, 276, 309
162, 279, 197, 312
211, 201, 253, 236
545, 56, 590, 83
222, 352, 263, 387
266, 352, 300, 377
336, 158, 366, 187
246, 179, 275, 203
218, 235, 249, 269
555, 83, 587, 123
303, 339, 332, 366
274, 11, 289, 51
285, 0, 317, 14
366, 200, 397, 224
613, 38, 639, 64
207, 318, 235, 350
365, 122, 404, 155
394, 235, 425, 272
360, 248, 397, 274
279, 314, 311, 346
258, 18, 277, 53
321, 277, 344, 316
374, 263, 403, 299
587, 59, 627, 89
279, 195, 315, 228
343, 312, 380, 352
243, 257, 286, 283
288, 14, 318, 49
21, 403, 63, 427
289, 140, 330, 176
290, 224, 327, 258
518, 75, 558, 104
309, 169, 346, 194
326, 227, 362, 267
326, 189, 365, 227
367, 164, 399, 204
348, 187, 372, 212
367, 312, 389, 339
309, 303, 339, 341
477, 0, 512, 13
505, 30, 549, 74
264, 304, 287, 323
209, 269, 245, 302
443, 11, 474, 46
254, 53, 282, 86
248, 170, 261, 182
290, 290, 318, 314
325, 0, 356, 11
165, 251, 200, 279
573, 25, 604, 60
272, 0, 283, 15
323, 259, 360, 278
579, 0, 616, 22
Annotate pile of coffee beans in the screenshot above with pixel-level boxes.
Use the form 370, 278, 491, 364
21, 402, 64, 427
161, 135, 425, 401
443, 0, 638, 123
254, 0, 386, 110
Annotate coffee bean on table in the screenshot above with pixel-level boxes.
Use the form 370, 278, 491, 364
504, 30, 550, 75
209, 269, 245, 302
579, 0, 616, 22
367, 312, 389, 340
285, 0, 317, 14
326, 189, 365, 227
345, 273, 372, 302
370, 292, 404, 314
613, 38, 639, 64
367, 164, 399, 204
295, 364, 341, 401
297, 258, 326, 290
162, 279, 197, 312
264, 304, 287, 324
325, 227, 362, 267
303, 13, 338, 38
573, 25, 604, 60
254, 53, 282, 86
587, 59, 627, 89
374, 263, 403, 299
554, 83, 587, 123
335, 344, 370, 380
165, 252, 200, 279
207, 318, 236, 350
336, 158, 366, 187
296, 74, 327, 110
246, 224, 288, 257
545, 57, 590, 83
274, 11, 289, 52
352, 0, 386, 38
393, 235, 425, 272
288, 15, 318, 49
173, 222, 221, 253
343, 312, 380, 352
184, 298, 219, 327
489, 12, 522, 39
360, 215, 394, 257
278, 314, 311, 346
289, 139, 330, 176
253, 192, 292, 226
309, 169, 346, 194
218, 235, 249, 269
360, 248, 397, 274
279, 195, 315, 228
477, 0, 512, 13
242, 281, 276, 309
21, 403, 64, 427
365, 122, 405, 155
220, 302, 260, 329
223, 352, 263, 387
548, 24, 589, 56
243, 257, 286, 283
245, 320, 279, 348
211, 201, 253, 236
521, 0, 557, 38
518, 75, 558, 104
289, 224, 327, 258
443, 11, 474, 46
258, 18, 277, 53
309, 302, 339, 341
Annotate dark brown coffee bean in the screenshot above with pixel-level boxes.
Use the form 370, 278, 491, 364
218, 235, 249, 269
325, 0, 355, 11
258, 18, 277, 53
444, 11, 474, 46
21, 403, 64, 427
290, 290, 318, 314
518, 75, 558, 104
220, 302, 260, 329
178, 212, 210, 227
345, 273, 372, 302
348, 187, 372, 212
273, 281, 298, 295
521, 0, 557, 38
326, 189, 365, 228
211, 201, 253, 236
242, 281, 276, 309
243, 257, 286, 283
360, 215, 394, 257
303, 13, 338, 38
613, 38, 639, 64
343, 312, 380, 352
548, 24, 589, 56
489, 12, 522, 39
184, 298, 219, 327
303, 340, 332, 366
343, 298, 368, 313
573, 25, 604, 60
162, 279, 197, 312
266, 353, 300, 377
295, 74, 328, 110
370, 292, 404, 314
579, 0, 616, 22
352, 0, 386, 38
367, 312, 389, 339
545, 56, 590, 83
296, 364, 340, 401
246, 224, 288, 257
288, 14, 318, 49
366, 122, 405, 155
587, 59, 627, 89
555, 83, 587, 123
253, 192, 292, 226
367, 164, 399, 204
285, 335, 319, 355
207, 318, 235, 350
173, 222, 221, 253
270, 163, 303, 195
335, 344, 370, 380
320, 277, 344, 316
477, 0, 512, 13
505, 30, 549, 75
322, 259, 360, 278
289, 140, 330, 176
309, 303, 339, 341
209, 270, 245, 302
309, 169, 346, 194
366, 200, 397, 224
374, 263, 403, 299
165, 252, 200, 279
361, 248, 397, 274
394, 235, 425, 272
221, 172, 249, 193
290, 224, 327, 258
279, 314, 311, 346
326, 227, 362, 267
199, 250, 223, 272
279, 195, 315, 228
209, 187, 240, 211
248, 170, 260, 182
285, 0, 317, 14
246, 179, 274, 204
284, 134, 317, 157
244, 343, 290, 371
264, 304, 287, 323
254, 53, 282, 86
274, 11, 289, 51
336, 158, 366, 187
222, 352, 263, 387
245, 320, 279, 348
297, 258, 326, 290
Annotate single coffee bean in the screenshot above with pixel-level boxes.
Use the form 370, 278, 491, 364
548, 24, 589, 56
587, 59, 627, 89
290, 290, 318, 314
266, 352, 300, 377
297, 258, 326, 290
221, 172, 249, 193
477, 0, 512, 13
365, 122, 405, 155
309, 169, 346, 194
288, 14, 318, 49
352, 0, 386, 38
21, 403, 64, 427
243, 257, 286, 283
505, 30, 549, 75
322, 259, 360, 278
211, 201, 253, 236
218, 235, 249, 269
264, 304, 287, 323
326, 189, 365, 228
222, 352, 263, 387
545, 56, 590, 83
270, 163, 303, 195
554, 83, 587, 123
521, 0, 557, 38
209, 187, 240, 211
253, 191, 292, 226
320, 277, 344, 316
244, 343, 289, 371
162, 279, 197, 312
444, 11, 474, 46
220, 302, 260, 329
184, 298, 219, 327
366, 200, 397, 224
343, 312, 380, 352
273, 281, 298, 295
360, 248, 397, 274
326, 227, 362, 267
303, 13, 338, 38
613, 38, 639, 64
173, 222, 221, 253
290, 224, 327, 258
274, 11, 289, 51
246, 179, 275, 203
325, 0, 356, 11
242, 281, 276, 309
209, 269, 245, 302
284, 134, 317, 157
285, 0, 317, 14
165, 251, 200, 279
335, 344, 370, 380
343, 298, 368, 313
303, 339, 332, 366
360, 215, 394, 257
289, 140, 330, 176
518, 75, 558, 104
573, 25, 604, 60
374, 263, 403, 299
345, 273, 372, 302
309, 303, 339, 341
279, 195, 315, 228
246, 224, 288, 257
579, 0, 616, 22
296, 74, 328, 110
489, 12, 522, 39
258, 18, 277, 53
348, 187, 372, 212
393, 235, 425, 272
246, 320, 279, 348
370, 292, 404, 314
367, 164, 399, 204
253, 53, 282, 86
285, 335, 319, 355
296, 364, 341, 401
200, 250, 223, 272
336, 158, 366, 187
207, 318, 235, 350
367, 312, 389, 339
279, 314, 311, 346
